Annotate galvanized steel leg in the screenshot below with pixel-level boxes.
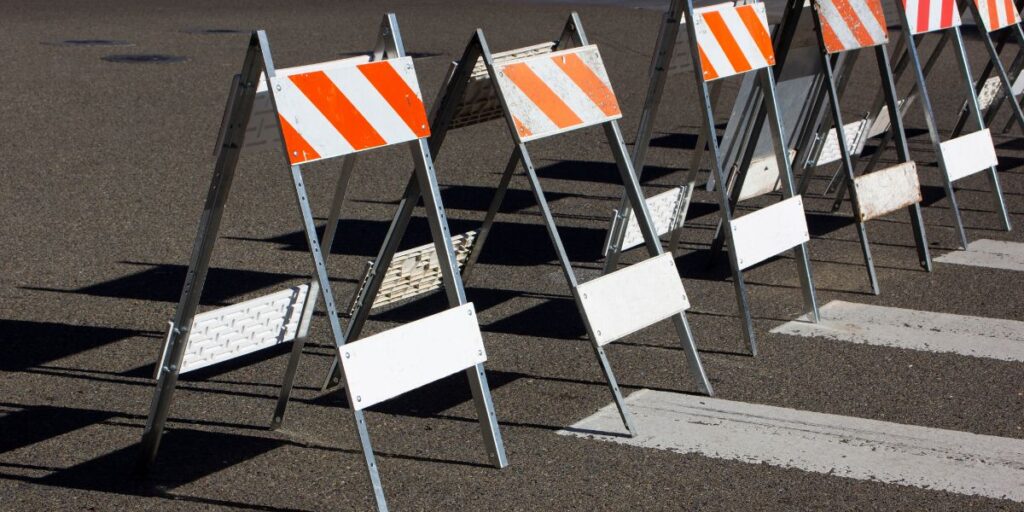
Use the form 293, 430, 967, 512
816, 46, 879, 294
137, 35, 264, 471
602, 5, 686, 272
977, 27, 1024, 135
604, 121, 713, 396
321, 177, 419, 390
517, 144, 637, 436
950, 27, 1012, 232
900, 31, 970, 248
463, 150, 520, 281
289, 165, 387, 512
758, 69, 820, 317
408, 137, 508, 468
272, 156, 357, 429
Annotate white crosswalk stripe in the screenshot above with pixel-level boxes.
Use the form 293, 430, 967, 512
934, 239, 1024, 272
560, 390, 1024, 502
771, 300, 1024, 362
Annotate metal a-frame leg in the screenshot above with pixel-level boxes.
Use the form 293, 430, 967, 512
874, 44, 932, 271
974, 24, 1024, 136
604, 120, 712, 396
516, 144, 637, 436
901, 30, 971, 248
997, 47, 1024, 133
272, 155, 356, 429
137, 35, 264, 471
601, 4, 682, 271
856, 31, 950, 181
757, 69, 819, 321
817, 50, 880, 295
288, 164, 388, 511
462, 150, 520, 280
949, 27, 1013, 232
408, 137, 508, 468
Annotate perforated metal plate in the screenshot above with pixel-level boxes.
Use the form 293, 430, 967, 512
618, 187, 686, 251
865, 98, 907, 140
731, 195, 809, 270
349, 231, 477, 315
977, 76, 1003, 111
578, 253, 689, 346
815, 119, 869, 166
737, 149, 797, 201
447, 43, 555, 129
181, 285, 309, 373
941, 129, 998, 182
854, 162, 921, 222
340, 303, 486, 411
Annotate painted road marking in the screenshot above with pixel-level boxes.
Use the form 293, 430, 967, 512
935, 239, 1024, 272
770, 300, 1024, 362
560, 390, 1024, 502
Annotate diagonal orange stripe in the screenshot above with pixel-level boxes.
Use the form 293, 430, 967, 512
829, 0, 875, 48
288, 70, 386, 151
550, 53, 621, 117
1003, 0, 1018, 26
702, 10, 753, 73
278, 115, 321, 165
736, 6, 776, 65
867, 0, 888, 36
512, 115, 533, 138
698, 45, 720, 81
985, 0, 999, 29
502, 62, 582, 129
819, 14, 846, 53
357, 61, 431, 139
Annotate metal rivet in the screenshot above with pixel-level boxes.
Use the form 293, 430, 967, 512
477, 350, 483, 356
345, 352, 351, 359
596, 330, 602, 336
275, 84, 282, 91
467, 309, 473, 316
356, 396, 362, 402
583, 293, 588, 299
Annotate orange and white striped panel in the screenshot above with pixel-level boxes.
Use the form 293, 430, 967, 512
693, 3, 775, 82
900, 0, 961, 35
814, 0, 889, 54
269, 56, 430, 165
972, 0, 1021, 32
493, 45, 622, 142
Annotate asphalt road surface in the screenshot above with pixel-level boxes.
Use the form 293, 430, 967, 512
2, 0, 1023, 510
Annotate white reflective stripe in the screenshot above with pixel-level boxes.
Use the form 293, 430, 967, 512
561, 389, 1024, 502
849, 0, 888, 42
496, 72, 560, 136
772, 300, 1024, 362
272, 75, 355, 156
577, 253, 689, 346
326, 62, 417, 145
934, 239, 1024, 272
817, 0, 860, 48
528, 58, 606, 123
731, 195, 810, 270
720, 6, 770, 69
695, 19, 737, 77
940, 129, 998, 181
340, 303, 486, 411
